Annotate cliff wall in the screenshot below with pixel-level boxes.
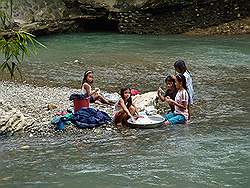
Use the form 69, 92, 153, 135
0, 0, 249, 35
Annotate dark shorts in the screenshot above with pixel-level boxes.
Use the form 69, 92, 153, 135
90, 96, 95, 103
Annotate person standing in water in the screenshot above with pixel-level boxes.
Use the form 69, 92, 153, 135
174, 60, 194, 119
113, 87, 138, 126
164, 74, 189, 125
157, 75, 177, 113
82, 70, 111, 105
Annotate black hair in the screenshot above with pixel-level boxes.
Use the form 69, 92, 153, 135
176, 73, 187, 91
165, 75, 176, 91
82, 70, 93, 85
174, 60, 188, 74
165, 75, 175, 83
120, 87, 132, 109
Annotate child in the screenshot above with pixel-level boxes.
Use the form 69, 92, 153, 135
113, 87, 138, 126
157, 75, 177, 113
164, 74, 189, 125
82, 70, 111, 104
174, 60, 194, 119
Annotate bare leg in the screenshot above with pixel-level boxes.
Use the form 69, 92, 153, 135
115, 106, 136, 127
98, 94, 112, 105
93, 93, 113, 105
114, 111, 127, 126
128, 105, 136, 116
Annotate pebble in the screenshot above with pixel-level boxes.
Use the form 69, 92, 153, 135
0, 81, 115, 137
20, 145, 30, 149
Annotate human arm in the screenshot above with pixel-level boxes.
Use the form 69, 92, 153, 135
119, 99, 135, 121
93, 87, 100, 94
165, 93, 187, 110
132, 104, 139, 116
157, 87, 166, 102
83, 83, 99, 96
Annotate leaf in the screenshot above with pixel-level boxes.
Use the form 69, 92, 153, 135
0, 29, 46, 79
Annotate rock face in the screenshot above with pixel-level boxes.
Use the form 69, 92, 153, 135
1, 0, 249, 35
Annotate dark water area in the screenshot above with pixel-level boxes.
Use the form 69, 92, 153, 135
0, 33, 250, 187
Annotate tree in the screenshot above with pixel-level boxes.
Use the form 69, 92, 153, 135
0, 5, 46, 79
0, 31, 46, 78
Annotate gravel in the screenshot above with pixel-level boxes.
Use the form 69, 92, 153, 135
0, 81, 118, 137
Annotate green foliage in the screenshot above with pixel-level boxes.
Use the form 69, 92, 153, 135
0, 31, 46, 79
0, 9, 10, 30
0, 3, 46, 79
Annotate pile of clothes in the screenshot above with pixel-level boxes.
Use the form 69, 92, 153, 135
51, 108, 111, 130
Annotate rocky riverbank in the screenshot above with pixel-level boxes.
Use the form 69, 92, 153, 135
184, 17, 250, 36
0, 81, 116, 136
0, 81, 163, 136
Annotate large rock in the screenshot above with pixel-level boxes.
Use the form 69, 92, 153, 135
132, 91, 157, 112
0, 102, 34, 135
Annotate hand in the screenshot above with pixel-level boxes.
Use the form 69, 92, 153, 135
166, 98, 174, 105
157, 87, 164, 93
93, 88, 100, 94
134, 114, 141, 119
157, 89, 160, 96
130, 116, 136, 123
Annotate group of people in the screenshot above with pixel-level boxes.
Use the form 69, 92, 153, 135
157, 60, 194, 125
81, 59, 194, 126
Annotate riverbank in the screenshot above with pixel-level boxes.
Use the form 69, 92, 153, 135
0, 81, 116, 136
184, 17, 250, 36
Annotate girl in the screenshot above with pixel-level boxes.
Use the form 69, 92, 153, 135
157, 75, 177, 113
82, 70, 111, 104
174, 60, 194, 119
113, 87, 138, 126
164, 74, 189, 125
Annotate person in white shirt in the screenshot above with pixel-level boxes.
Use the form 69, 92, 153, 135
174, 60, 194, 120
163, 74, 189, 125
81, 70, 111, 105
113, 87, 138, 126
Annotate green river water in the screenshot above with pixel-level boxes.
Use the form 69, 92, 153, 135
0, 33, 250, 187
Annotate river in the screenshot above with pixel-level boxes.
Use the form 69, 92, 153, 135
0, 33, 250, 187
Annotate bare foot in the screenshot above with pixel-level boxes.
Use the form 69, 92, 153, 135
115, 122, 123, 128
163, 121, 171, 126
94, 100, 102, 105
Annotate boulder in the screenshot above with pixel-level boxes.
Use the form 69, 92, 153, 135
132, 91, 157, 112
0, 102, 34, 135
